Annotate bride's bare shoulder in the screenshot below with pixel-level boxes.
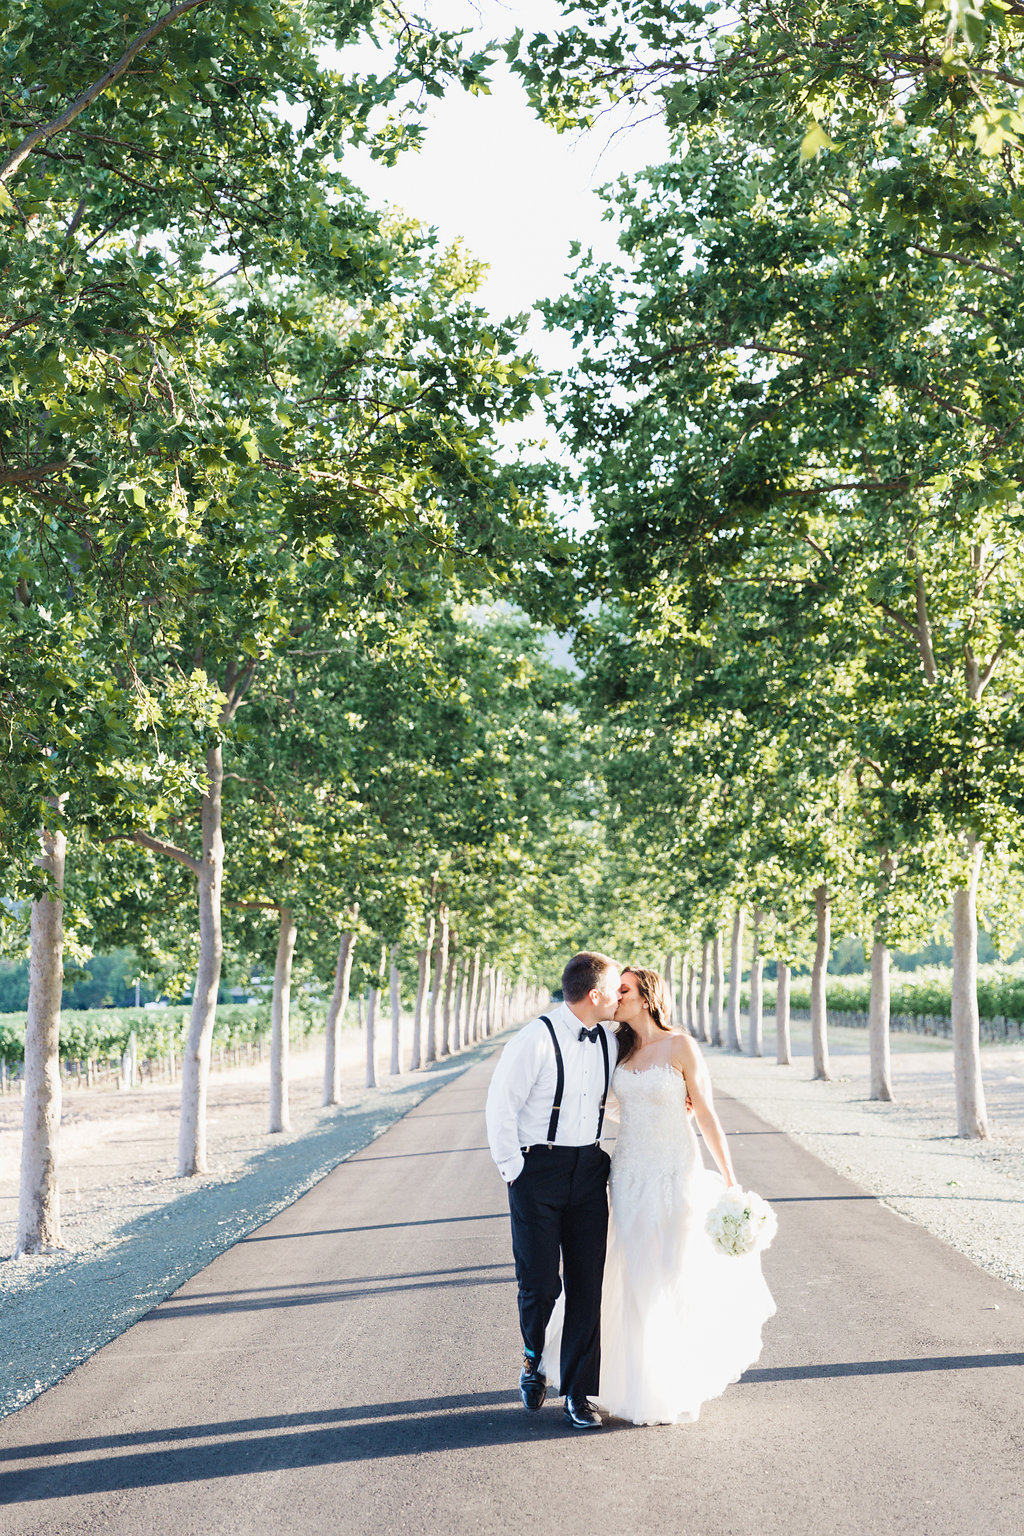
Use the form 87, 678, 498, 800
668, 1031, 701, 1067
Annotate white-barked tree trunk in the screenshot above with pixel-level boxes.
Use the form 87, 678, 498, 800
484, 966, 496, 1036
776, 958, 792, 1066
663, 953, 675, 1022
952, 839, 989, 1139
16, 817, 68, 1256
366, 943, 386, 1089
748, 910, 764, 1058
697, 941, 711, 1043
411, 910, 435, 1071
810, 884, 831, 1082
365, 988, 378, 1089
711, 931, 724, 1047
727, 908, 745, 1051
467, 948, 482, 1042
687, 958, 698, 1039
323, 923, 356, 1106
868, 932, 894, 1103
177, 741, 225, 1176
452, 957, 466, 1051
269, 905, 296, 1134
426, 905, 448, 1064
440, 944, 457, 1058
389, 951, 402, 1076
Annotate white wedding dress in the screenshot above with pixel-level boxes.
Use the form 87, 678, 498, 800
543, 1063, 776, 1426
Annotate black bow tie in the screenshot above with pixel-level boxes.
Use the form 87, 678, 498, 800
578, 1026, 602, 1043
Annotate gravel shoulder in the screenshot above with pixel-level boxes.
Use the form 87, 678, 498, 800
706, 1016, 1024, 1294
0, 1021, 498, 1420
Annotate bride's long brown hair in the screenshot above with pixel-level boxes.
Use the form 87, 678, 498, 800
616, 966, 673, 1064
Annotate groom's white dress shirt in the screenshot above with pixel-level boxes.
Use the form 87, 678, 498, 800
485, 1001, 616, 1185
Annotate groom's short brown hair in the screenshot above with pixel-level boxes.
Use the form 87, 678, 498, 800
562, 951, 618, 1004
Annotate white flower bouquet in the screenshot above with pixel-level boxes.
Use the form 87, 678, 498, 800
705, 1187, 777, 1257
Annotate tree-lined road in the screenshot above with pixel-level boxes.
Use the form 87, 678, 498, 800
2, 1051, 1023, 1535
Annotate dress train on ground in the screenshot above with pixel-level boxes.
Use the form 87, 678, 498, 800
543, 1063, 775, 1425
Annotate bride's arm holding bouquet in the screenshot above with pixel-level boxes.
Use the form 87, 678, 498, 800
670, 1034, 738, 1188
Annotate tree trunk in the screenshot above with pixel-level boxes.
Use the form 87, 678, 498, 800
411, 910, 435, 1072
441, 944, 457, 1058
811, 884, 831, 1082
776, 958, 792, 1066
697, 941, 711, 1043
120, 1029, 137, 1091
452, 958, 466, 1052
727, 908, 745, 1051
711, 931, 724, 1047
952, 840, 989, 1139
869, 933, 894, 1103
466, 948, 481, 1042
366, 943, 386, 1089
389, 951, 402, 1076
687, 959, 699, 1039
492, 969, 503, 1036
679, 955, 690, 1034
365, 988, 378, 1089
663, 952, 676, 1022
485, 965, 495, 1036
16, 818, 67, 1255
477, 959, 491, 1038
269, 905, 296, 1134
178, 741, 225, 1177
748, 911, 764, 1058
426, 905, 448, 1064
322, 924, 356, 1107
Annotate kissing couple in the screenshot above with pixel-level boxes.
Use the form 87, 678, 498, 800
485, 950, 776, 1428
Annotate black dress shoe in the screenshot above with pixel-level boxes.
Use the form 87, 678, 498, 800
563, 1394, 602, 1429
519, 1357, 547, 1411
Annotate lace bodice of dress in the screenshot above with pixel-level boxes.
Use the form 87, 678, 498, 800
610, 1064, 700, 1211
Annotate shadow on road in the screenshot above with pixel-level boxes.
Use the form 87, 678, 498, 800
136, 1263, 516, 1320
5, 1352, 1024, 1505
170, 1262, 512, 1302
0, 1393, 600, 1502
240, 1212, 507, 1243
743, 1353, 1024, 1382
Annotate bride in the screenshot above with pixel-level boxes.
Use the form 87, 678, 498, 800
543, 964, 775, 1426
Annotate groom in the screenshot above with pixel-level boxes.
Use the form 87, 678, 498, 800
485, 951, 620, 1430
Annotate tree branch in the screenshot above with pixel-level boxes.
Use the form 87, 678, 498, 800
976, 641, 1006, 699
131, 829, 201, 874
877, 603, 919, 638
0, 460, 70, 484
780, 477, 910, 498
799, 532, 835, 566
0, 0, 214, 187
915, 568, 938, 685
906, 243, 1013, 280
219, 657, 257, 726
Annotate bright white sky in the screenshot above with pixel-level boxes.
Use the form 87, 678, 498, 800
339, 0, 669, 381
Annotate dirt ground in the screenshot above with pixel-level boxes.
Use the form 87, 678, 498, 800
710, 1017, 1024, 1292
0, 1013, 416, 1258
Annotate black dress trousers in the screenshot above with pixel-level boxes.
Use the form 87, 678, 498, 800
508, 1143, 611, 1399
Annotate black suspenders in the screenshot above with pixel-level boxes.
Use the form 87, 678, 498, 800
539, 1016, 564, 1142
596, 1026, 610, 1140
539, 1014, 611, 1147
